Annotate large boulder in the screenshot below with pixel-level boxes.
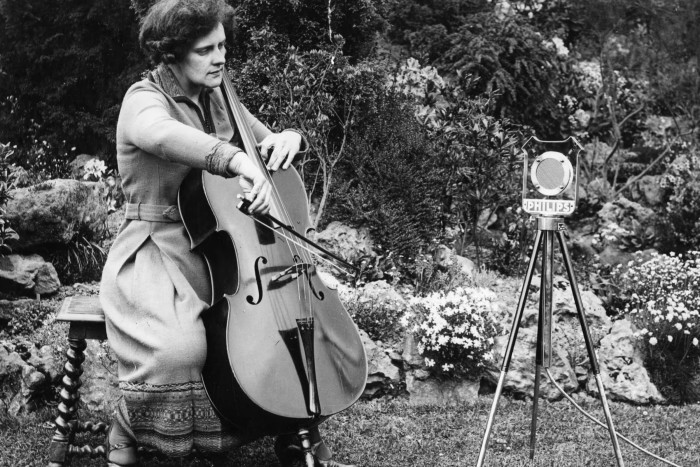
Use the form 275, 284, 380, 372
405, 371, 480, 406
5, 179, 108, 250
587, 319, 664, 404
484, 276, 661, 403
593, 197, 661, 267
0, 346, 25, 408
360, 330, 401, 398
313, 221, 374, 263
628, 175, 665, 207
0, 254, 60, 295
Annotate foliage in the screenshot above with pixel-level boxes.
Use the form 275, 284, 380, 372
615, 251, 700, 402
385, 0, 490, 63
82, 157, 124, 213
331, 92, 444, 261
0, 142, 21, 254
37, 236, 107, 285
482, 207, 533, 276
661, 151, 700, 252
231, 31, 394, 228
408, 249, 474, 297
131, 0, 390, 61
0, 301, 55, 338
343, 289, 405, 344
429, 85, 526, 264
403, 286, 500, 378
0, 0, 145, 157
434, 13, 567, 137
233, 34, 445, 263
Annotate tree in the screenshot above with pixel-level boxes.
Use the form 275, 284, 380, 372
0, 0, 145, 157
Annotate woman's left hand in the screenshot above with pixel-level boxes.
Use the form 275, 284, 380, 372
258, 131, 302, 171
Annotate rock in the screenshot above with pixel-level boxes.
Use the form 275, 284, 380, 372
628, 175, 665, 207
401, 333, 425, 369
405, 372, 480, 405
0, 254, 61, 295
355, 280, 407, 311
69, 154, 97, 179
360, 330, 400, 398
587, 319, 664, 404
313, 221, 373, 263
484, 276, 609, 401
79, 340, 120, 413
0, 347, 25, 384
433, 245, 476, 279
26, 345, 61, 383
102, 207, 126, 251
5, 179, 109, 250
593, 197, 662, 266
0, 299, 35, 327
486, 327, 579, 401
34, 263, 61, 295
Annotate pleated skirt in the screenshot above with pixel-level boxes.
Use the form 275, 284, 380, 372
100, 219, 248, 456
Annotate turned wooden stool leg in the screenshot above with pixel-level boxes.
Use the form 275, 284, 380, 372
47, 337, 86, 467
298, 428, 316, 467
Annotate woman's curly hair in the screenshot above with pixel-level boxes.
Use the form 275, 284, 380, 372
139, 0, 235, 65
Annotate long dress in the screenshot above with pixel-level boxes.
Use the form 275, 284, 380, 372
100, 64, 272, 456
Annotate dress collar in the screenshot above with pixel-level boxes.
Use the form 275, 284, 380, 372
150, 63, 214, 100
150, 64, 187, 98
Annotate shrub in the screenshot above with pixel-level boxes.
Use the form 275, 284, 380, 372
403, 286, 500, 379
408, 250, 474, 297
662, 152, 700, 252
615, 251, 700, 402
437, 13, 567, 137
345, 296, 405, 344
0, 0, 145, 156
0, 301, 56, 338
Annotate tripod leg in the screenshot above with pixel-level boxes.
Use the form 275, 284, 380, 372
476, 231, 543, 467
556, 230, 625, 467
530, 230, 554, 460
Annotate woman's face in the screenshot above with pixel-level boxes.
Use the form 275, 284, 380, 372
170, 22, 227, 100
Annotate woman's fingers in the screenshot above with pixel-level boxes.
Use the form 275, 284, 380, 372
245, 176, 271, 215
259, 132, 301, 171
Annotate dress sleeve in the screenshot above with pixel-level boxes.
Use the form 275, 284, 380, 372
119, 85, 240, 177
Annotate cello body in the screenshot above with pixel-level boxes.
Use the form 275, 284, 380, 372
178, 80, 367, 437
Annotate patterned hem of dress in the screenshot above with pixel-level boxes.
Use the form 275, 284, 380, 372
118, 379, 246, 456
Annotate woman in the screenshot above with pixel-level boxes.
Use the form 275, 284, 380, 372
100, 1, 356, 466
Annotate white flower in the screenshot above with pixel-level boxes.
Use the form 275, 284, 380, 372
675, 323, 683, 331
668, 335, 674, 343
649, 337, 658, 346
693, 338, 699, 347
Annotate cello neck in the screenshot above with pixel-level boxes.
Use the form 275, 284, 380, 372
220, 71, 267, 171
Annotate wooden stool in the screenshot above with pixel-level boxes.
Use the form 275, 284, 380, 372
46, 296, 206, 466
47, 295, 109, 466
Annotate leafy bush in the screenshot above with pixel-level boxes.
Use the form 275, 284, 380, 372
662, 152, 700, 252
0, 301, 56, 338
408, 250, 474, 297
37, 236, 107, 285
403, 286, 500, 378
344, 292, 405, 344
0, 0, 145, 157
436, 13, 567, 137
615, 251, 700, 402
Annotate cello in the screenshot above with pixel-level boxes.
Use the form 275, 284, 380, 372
178, 71, 367, 462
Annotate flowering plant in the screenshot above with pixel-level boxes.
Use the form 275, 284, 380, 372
403, 287, 500, 378
614, 251, 700, 400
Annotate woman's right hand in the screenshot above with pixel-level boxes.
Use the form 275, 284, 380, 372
228, 152, 272, 215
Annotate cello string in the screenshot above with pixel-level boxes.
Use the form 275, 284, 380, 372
224, 75, 313, 323
244, 213, 355, 276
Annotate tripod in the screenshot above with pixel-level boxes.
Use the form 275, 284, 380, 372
475, 216, 625, 466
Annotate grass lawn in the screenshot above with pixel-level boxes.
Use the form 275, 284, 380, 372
1, 396, 699, 466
